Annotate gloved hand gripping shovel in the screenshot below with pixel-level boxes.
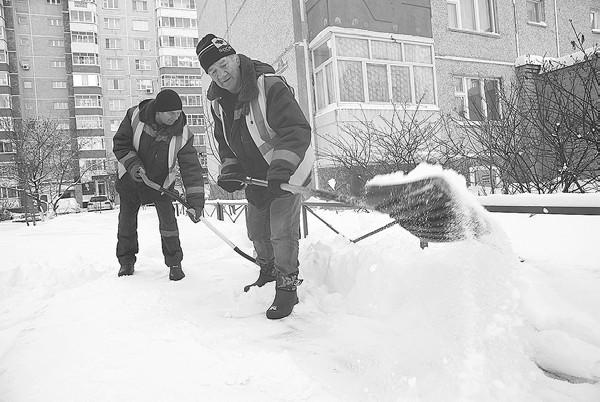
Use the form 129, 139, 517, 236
138, 172, 257, 265
239, 176, 489, 242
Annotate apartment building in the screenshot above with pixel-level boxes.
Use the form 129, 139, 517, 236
0, 0, 205, 208
197, 0, 600, 189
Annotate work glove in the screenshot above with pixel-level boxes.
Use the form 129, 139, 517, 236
217, 172, 246, 193
267, 178, 290, 197
127, 160, 145, 183
186, 198, 205, 223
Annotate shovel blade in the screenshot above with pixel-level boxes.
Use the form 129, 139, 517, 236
364, 176, 489, 242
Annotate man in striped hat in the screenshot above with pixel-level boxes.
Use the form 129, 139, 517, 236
113, 89, 205, 281
197, 34, 314, 319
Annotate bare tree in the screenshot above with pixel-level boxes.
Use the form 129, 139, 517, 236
318, 102, 447, 194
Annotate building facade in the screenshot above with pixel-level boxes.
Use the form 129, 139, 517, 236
0, 0, 205, 209
197, 0, 600, 189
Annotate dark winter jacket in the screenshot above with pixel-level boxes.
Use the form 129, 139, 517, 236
113, 98, 204, 207
207, 55, 313, 204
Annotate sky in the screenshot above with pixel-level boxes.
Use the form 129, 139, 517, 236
0, 175, 599, 401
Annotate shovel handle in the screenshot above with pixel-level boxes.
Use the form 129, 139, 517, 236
245, 177, 311, 196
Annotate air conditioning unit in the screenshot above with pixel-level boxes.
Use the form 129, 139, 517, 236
145, 89, 152, 94
20, 62, 30, 70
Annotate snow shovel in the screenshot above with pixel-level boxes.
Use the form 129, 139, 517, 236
139, 172, 257, 264
243, 177, 488, 243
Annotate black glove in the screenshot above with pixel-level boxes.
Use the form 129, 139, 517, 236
127, 160, 145, 183
217, 172, 246, 193
267, 178, 289, 197
186, 199, 204, 223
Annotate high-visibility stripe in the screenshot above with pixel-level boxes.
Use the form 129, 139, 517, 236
160, 229, 179, 237
131, 107, 144, 150
249, 99, 273, 142
258, 142, 273, 155
120, 151, 137, 165
222, 158, 239, 167
272, 149, 301, 167
186, 186, 204, 194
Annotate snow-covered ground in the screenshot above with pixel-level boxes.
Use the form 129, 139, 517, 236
1, 201, 599, 401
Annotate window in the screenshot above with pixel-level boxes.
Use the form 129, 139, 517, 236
0, 49, 7, 64
78, 137, 105, 150
159, 16, 197, 28
73, 53, 99, 65
70, 10, 94, 23
0, 140, 14, 153
454, 76, 500, 120
48, 18, 62, 26
0, 71, 8, 86
136, 79, 153, 91
110, 119, 120, 131
187, 114, 204, 126
159, 35, 197, 48
0, 94, 10, 108
76, 115, 103, 129
180, 95, 202, 106
75, 95, 102, 108
53, 102, 68, 110
49, 39, 64, 47
0, 117, 14, 131
447, 0, 497, 33
132, 20, 149, 31
105, 38, 121, 49
103, 0, 118, 8
50, 60, 66, 68
104, 17, 119, 29
47, 0, 61, 4
80, 158, 107, 172
106, 58, 121, 70
52, 81, 67, 88
133, 39, 149, 50
72, 31, 97, 44
133, 0, 147, 11
135, 59, 151, 70
23, 80, 32, 89
107, 79, 123, 90
108, 99, 126, 111
592, 10, 600, 31
159, 0, 196, 9
312, 35, 436, 110
526, 0, 545, 23
73, 73, 100, 87
159, 55, 200, 68
161, 75, 201, 87
0, 186, 19, 198
193, 133, 205, 146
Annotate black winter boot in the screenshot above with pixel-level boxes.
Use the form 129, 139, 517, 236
243, 263, 276, 292
266, 272, 303, 320
118, 262, 134, 277
169, 264, 185, 281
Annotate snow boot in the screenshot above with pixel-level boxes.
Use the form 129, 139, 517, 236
169, 264, 185, 281
266, 272, 303, 320
243, 263, 276, 292
118, 262, 134, 277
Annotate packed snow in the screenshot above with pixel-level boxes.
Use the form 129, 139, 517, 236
1, 183, 599, 401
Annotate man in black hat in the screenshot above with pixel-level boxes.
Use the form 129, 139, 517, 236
113, 88, 205, 280
196, 34, 314, 319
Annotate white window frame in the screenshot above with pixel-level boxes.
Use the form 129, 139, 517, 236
75, 94, 102, 108
108, 99, 126, 111
447, 0, 497, 34
103, 0, 118, 9
104, 17, 120, 29
52, 81, 67, 89
136, 79, 153, 91
0, 71, 9, 86
160, 74, 202, 87
311, 33, 437, 112
76, 115, 104, 129
107, 79, 123, 90
0, 140, 15, 153
133, 39, 149, 50
135, 59, 151, 71
526, 0, 545, 24
106, 58, 122, 70
453, 76, 501, 121
105, 38, 121, 49
78, 137, 105, 150
131, 20, 149, 31
592, 9, 600, 32
0, 94, 10, 108
53, 101, 68, 110
187, 114, 205, 126
133, 0, 148, 11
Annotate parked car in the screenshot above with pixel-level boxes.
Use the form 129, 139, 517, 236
87, 196, 114, 212
0, 208, 12, 221
55, 198, 81, 214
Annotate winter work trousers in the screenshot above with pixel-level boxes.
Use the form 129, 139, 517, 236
246, 192, 302, 275
116, 196, 183, 267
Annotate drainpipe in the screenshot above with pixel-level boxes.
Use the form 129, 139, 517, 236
512, 0, 520, 57
298, 0, 320, 189
553, 0, 560, 56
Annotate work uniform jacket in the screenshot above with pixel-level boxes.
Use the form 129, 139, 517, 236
207, 55, 314, 205
113, 98, 204, 206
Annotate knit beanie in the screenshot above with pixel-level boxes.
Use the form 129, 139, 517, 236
196, 34, 236, 73
155, 89, 182, 112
